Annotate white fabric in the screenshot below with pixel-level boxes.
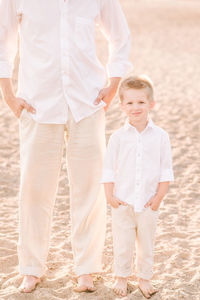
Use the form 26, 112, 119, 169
101, 119, 174, 212
18, 108, 106, 277
112, 205, 158, 279
0, 0, 131, 123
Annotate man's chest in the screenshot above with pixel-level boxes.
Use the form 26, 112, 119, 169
16, 0, 102, 25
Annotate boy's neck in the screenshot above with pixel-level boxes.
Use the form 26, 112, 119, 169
129, 118, 149, 133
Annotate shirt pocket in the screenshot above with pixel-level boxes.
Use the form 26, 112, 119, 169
75, 17, 95, 53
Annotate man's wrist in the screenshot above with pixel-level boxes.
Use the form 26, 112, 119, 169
0, 79, 15, 104
106, 195, 114, 202
108, 77, 121, 88
154, 193, 164, 204
5, 94, 16, 105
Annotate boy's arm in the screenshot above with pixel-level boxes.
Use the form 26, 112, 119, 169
159, 132, 174, 183
101, 133, 127, 208
0, 1, 35, 117
95, 0, 132, 110
145, 182, 169, 211
145, 132, 174, 211
104, 182, 127, 208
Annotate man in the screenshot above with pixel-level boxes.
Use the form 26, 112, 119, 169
0, 0, 131, 293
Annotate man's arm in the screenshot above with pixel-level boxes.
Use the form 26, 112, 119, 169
95, 0, 132, 110
0, 78, 35, 117
95, 77, 121, 111
0, 0, 35, 117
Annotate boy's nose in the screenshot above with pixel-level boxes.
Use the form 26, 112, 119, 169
132, 104, 140, 110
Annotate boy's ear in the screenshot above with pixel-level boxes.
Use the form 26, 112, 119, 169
150, 101, 155, 109
120, 101, 124, 110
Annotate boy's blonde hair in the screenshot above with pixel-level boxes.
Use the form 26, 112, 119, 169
119, 75, 154, 103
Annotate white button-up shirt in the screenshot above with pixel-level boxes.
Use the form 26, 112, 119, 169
101, 120, 174, 212
0, 0, 131, 123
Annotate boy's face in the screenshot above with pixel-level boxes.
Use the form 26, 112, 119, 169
121, 88, 155, 125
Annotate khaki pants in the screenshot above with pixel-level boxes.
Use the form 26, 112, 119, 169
112, 205, 158, 280
18, 108, 106, 277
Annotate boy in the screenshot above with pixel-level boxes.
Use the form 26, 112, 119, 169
101, 76, 174, 298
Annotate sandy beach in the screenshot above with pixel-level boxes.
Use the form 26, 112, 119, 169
0, 0, 200, 299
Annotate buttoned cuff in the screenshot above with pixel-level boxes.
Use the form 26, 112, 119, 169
100, 169, 115, 183
159, 169, 174, 182
0, 61, 12, 78
107, 61, 133, 78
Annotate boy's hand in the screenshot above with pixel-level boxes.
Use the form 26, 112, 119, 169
94, 77, 121, 111
107, 195, 127, 208
144, 195, 161, 211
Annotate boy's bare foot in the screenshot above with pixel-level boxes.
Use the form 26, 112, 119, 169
19, 275, 41, 293
113, 277, 128, 297
138, 278, 158, 299
74, 274, 97, 293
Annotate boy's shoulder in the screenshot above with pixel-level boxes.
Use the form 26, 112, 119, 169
107, 126, 125, 145
151, 122, 170, 139
109, 126, 125, 140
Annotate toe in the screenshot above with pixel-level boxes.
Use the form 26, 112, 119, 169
19, 284, 35, 293
149, 288, 158, 296
113, 287, 120, 296
139, 286, 151, 299
87, 286, 97, 292
19, 278, 40, 293
74, 285, 96, 293
74, 285, 88, 293
121, 289, 127, 297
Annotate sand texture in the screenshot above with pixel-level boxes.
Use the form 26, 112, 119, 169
0, 0, 200, 299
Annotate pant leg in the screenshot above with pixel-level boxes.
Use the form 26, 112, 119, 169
65, 109, 106, 276
18, 110, 64, 277
136, 207, 159, 280
112, 205, 136, 277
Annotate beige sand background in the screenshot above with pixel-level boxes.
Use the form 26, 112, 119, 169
0, 0, 200, 299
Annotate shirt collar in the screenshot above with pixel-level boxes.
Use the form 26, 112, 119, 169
123, 118, 155, 132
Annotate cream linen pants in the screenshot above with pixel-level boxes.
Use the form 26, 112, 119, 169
112, 205, 158, 280
18, 108, 106, 277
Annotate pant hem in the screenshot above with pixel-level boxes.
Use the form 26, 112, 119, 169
136, 272, 153, 280
75, 265, 103, 276
19, 266, 45, 278
114, 274, 130, 278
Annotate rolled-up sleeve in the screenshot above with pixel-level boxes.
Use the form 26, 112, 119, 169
0, 0, 18, 78
99, 0, 132, 78
101, 133, 119, 183
159, 132, 174, 182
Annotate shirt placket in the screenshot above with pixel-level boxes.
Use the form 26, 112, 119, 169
60, 0, 70, 118
135, 134, 142, 206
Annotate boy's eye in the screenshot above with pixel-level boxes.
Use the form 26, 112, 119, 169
127, 102, 133, 105
139, 101, 145, 104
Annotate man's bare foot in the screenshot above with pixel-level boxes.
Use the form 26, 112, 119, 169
138, 278, 158, 299
74, 274, 96, 293
113, 277, 128, 297
19, 275, 41, 293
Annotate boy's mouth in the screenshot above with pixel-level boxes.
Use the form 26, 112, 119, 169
132, 112, 142, 116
